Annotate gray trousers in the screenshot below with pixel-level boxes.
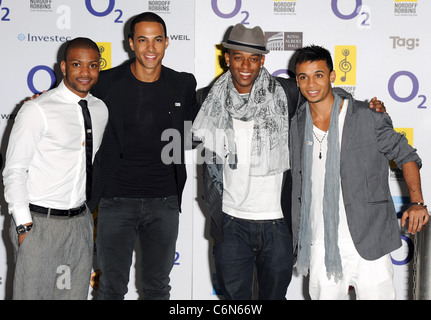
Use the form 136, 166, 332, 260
9, 208, 94, 300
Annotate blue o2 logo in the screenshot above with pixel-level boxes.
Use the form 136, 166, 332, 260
391, 235, 414, 266
27, 65, 56, 94
272, 69, 295, 79
331, 0, 370, 28
0, 0, 11, 22
211, 0, 250, 24
85, 0, 123, 23
174, 252, 180, 266
331, 0, 362, 20
388, 71, 427, 109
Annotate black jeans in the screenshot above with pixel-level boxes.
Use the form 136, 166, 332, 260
214, 213, 293, 300
96, 196, 179, 300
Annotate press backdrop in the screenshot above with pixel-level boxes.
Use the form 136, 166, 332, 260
0, 0, 429, 300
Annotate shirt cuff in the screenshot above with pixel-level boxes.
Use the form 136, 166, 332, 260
11, 207, 33, 226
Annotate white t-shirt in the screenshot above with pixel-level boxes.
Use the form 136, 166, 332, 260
222, 118, 284, 220
310, 99, 353, 244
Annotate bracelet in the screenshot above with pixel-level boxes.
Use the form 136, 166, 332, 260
410, 202, 428, 208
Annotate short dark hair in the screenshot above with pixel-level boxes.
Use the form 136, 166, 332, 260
295, 45, 333, 72
63, 37, 100, 61
128, 12, 167, 39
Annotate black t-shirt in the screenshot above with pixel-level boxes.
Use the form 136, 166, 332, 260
103, 68, 177, 198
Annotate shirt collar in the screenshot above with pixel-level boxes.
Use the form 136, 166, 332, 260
58, 80, 90, 103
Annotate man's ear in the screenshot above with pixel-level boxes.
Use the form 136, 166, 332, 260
330, 70, 336, 83
60, 60, 66, 76
129, 37, 135, 52
224, 51, 230, 66
260, 54, 265, 67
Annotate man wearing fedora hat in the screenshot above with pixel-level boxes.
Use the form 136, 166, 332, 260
192, 24, 386, 300
193, 23, 299, 299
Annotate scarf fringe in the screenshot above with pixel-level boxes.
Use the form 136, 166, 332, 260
327, 272, 344, 283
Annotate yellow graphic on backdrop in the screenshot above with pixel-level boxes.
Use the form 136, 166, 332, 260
334, 45, 356, 86
96, 42, 111, 70
390, 128, 413, 168
215, 44, 228, 78
394, 128, 413, 146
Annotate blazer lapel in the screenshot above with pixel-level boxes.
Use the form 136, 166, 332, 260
340, 97, 357, 165
162, 67, 182, 130
297, 106, 306, 157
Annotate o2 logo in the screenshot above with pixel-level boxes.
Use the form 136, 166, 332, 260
331, 0, 371, 29
391, 235, 414, 266
27, 66, 56, 94
388, 71, 427, 109
272, 69, 295, 79
0, 0, 11, 21
211, 0, 250, 25
174, 252, 180, 266
85, 0, 124, 23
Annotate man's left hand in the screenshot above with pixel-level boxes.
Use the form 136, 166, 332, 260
401, 204, 429, 234
369, 97, 386, 113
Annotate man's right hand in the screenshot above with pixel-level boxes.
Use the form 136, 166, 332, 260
18, 223, 33, 246
24, 90, 45, 103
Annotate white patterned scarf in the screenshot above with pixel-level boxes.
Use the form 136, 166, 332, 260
192, 67, 290, 176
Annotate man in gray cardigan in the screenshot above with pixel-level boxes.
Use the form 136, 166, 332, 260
290, 45, 429, 299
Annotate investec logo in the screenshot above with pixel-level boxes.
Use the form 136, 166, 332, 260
17, 33, 71, 42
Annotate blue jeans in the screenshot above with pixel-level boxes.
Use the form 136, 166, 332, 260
214, 213, 293, 300
96, 196, 179, 300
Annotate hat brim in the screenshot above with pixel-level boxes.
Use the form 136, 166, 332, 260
222, 41, 269, 55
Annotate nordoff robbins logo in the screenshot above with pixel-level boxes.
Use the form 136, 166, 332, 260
273, 0, 297, 15
394, 0, 418, 16
148, 1, 170, 12
30, 0, 53, 11
334, 45, 357, 97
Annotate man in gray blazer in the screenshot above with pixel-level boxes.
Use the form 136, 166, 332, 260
290, 45, 429, 299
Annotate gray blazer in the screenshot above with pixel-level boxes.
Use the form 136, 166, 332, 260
290, 87, 422, 260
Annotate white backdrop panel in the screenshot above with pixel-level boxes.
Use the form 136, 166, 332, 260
0, 0, 429, 300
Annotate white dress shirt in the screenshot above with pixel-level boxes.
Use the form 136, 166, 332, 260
3, 80, 108, 226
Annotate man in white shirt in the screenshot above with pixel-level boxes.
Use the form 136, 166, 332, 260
3, 37, 108, 299
291, 45, 428, 299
